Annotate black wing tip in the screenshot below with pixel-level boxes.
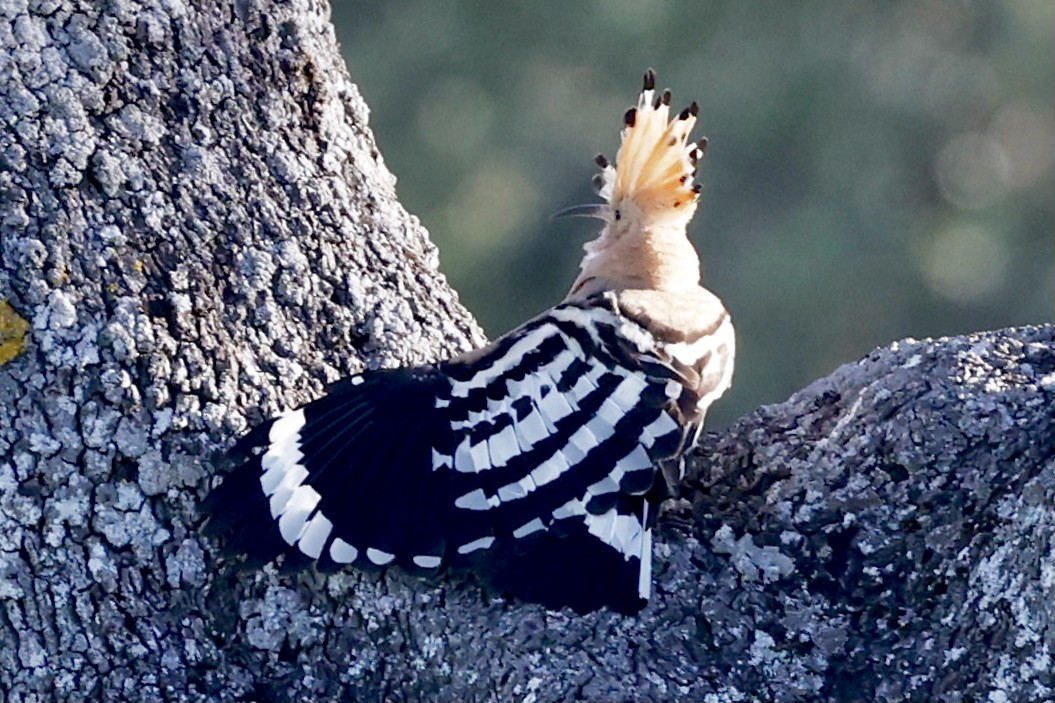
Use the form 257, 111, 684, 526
204, 363, 453, 580
200, 452, 291, 567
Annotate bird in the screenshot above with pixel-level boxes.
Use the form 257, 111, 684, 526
203, 69, 735, 615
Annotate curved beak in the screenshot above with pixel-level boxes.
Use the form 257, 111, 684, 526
550, 203, 610, 222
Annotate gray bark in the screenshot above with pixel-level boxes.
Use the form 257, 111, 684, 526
1, 1, 1051, 702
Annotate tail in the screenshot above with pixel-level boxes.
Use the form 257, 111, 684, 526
593, 68, 707, 229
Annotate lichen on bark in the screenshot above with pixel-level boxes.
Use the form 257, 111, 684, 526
0, 300, 31, 364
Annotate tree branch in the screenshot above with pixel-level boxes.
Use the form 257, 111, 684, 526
1, 1, 1050, 701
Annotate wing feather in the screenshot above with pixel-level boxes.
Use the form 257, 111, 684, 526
204, 296, 692, 614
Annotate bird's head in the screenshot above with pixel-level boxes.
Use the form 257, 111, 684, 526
565, 69, 708, 300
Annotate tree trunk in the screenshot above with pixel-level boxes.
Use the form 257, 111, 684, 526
1, 1, 1051, 702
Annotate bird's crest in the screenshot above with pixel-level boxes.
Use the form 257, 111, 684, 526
592, 69, 707, 229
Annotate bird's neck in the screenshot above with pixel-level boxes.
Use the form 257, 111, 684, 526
567, 223, 701, 300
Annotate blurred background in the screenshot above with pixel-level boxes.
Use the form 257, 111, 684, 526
333, 1, 1054, 427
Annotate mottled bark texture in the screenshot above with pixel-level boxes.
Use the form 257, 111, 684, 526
0, 0, 488, 699
0, 1, 1051, 702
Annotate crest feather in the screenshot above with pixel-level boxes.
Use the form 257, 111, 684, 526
593, 69, 706, 227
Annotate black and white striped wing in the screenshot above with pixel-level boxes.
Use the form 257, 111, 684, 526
434, 301, 686, 613
204, 367, 454, 574
204, 299, 685, 614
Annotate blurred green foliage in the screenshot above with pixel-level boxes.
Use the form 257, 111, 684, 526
333, 1, 1054, 427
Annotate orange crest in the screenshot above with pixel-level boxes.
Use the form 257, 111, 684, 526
593, 69, 707, 229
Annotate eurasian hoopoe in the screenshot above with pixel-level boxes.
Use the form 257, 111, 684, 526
204, 70, 735, 615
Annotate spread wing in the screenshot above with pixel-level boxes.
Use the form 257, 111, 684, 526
204, 298, 686, 614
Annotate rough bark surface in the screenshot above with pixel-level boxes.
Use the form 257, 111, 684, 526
1, 1, 1052, 702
